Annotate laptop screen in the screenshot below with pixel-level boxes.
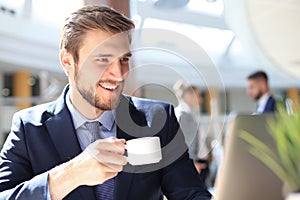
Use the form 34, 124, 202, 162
213, 114, 283, 200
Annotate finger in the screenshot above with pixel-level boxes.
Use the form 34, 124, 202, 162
118, 138, 126, 144
96, 141, 125, 154
86, 142, 121, 159
106, 137, 126, 145
94, 149, 127, 165
86, 146, 127, 166
94, 139, 126, 154
105, 136, 125, 143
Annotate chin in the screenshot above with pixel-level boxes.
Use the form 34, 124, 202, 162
103, 96, 121, 110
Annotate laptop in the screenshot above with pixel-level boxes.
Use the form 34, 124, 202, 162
213, 114, 283, 200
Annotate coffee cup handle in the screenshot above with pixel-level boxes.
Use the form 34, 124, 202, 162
124, 145, 129, 163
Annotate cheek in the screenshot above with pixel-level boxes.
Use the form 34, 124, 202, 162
85, 62, 107, 80
250, 88, 257, 94
74, 64, 83, 79
68, 64, 78, 83
122, 65, 130, 78
247, 88, 255, 96
248, 85, 256, 92
78, 68, 101, 85
96, 68, 107, 80
253, 86, 259, 92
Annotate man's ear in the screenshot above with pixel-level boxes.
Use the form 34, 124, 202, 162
60, 49, 74, 76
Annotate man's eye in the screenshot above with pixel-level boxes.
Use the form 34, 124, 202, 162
120, 57, 130, 63
97, 57, 110, 62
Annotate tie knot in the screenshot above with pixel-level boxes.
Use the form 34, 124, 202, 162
85, 121, 101, 136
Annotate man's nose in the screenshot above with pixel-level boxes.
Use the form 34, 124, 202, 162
106, 60, 124, 81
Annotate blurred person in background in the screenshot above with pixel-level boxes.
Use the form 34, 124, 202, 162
247, 70, 276, 114
173, 80, 210, 189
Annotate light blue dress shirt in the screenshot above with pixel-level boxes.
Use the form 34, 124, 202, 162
65, 92, 117, 150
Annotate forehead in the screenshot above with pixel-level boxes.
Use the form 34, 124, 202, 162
80, 30, 131, 58
247, 79, 259, 86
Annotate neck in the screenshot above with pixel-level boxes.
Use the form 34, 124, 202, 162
186, 101, 198, 110
69, 85, 103, 120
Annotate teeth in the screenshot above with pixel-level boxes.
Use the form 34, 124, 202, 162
99, 83, 118, 90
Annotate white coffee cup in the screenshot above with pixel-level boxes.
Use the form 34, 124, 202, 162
125, 136, 162, 166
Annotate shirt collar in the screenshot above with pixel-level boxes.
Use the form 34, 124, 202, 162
177, 101, 192, 113
258, 93, 270, 107
65, 91, 115, 131
256, 93, 271, 113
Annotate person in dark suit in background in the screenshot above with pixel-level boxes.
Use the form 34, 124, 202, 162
0, 5, 211, 200
247, 70, 276, 113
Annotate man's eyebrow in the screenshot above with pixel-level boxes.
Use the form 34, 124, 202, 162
94, 52, 132, 57
123, 52, 132, 57
95, 54, 113, 57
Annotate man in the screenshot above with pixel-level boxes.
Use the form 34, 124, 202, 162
174, 83, 209, 189
247, 70, 276, 113
0, 6, 211, 200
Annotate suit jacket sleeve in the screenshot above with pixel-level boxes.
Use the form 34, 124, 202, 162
0, 112, 50, 200
161, 106, 211, 200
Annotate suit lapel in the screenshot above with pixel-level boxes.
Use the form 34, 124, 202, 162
264, 96, 274, 112
45, 86, 96, 200
45, 86, 82, 162
264, 96, 271, 112
45, 108, 81, 162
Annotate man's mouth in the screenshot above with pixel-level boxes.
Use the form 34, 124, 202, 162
98, 82, 120, 91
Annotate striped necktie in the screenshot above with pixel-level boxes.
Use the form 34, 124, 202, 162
85, 121, 115, 200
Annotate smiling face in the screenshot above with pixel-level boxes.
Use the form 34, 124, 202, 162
61, 30, 131, 118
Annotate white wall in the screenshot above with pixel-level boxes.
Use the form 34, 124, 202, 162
227, 88, 255, 114
142, 84, 179, 106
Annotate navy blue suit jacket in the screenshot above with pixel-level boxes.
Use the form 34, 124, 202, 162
0, 86, 211, 200
263, 95, 276, 113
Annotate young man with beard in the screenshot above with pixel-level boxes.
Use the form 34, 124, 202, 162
247, 70, 276, 114
0, 6, 211, 200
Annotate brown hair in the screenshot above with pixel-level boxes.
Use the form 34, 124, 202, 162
59, 5, 135, 64
182, 86, 199, 98
247, 70, 268, 83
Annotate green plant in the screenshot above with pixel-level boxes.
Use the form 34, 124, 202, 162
240, 105, 300, 193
